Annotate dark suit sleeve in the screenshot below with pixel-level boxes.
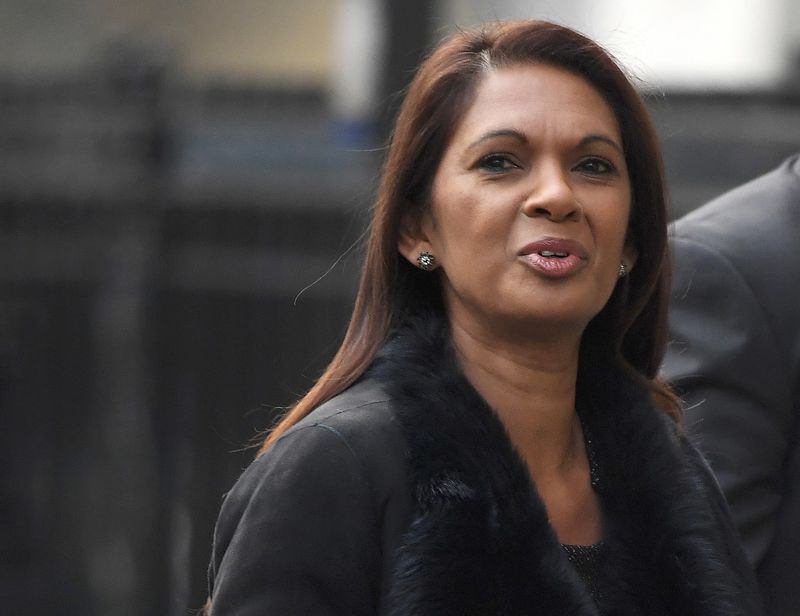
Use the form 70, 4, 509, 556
208, 424, 382, 616
664, 236, 794, 567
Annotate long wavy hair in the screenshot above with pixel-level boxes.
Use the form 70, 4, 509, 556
260, 20, 677, 453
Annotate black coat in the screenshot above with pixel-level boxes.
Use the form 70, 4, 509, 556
664, 154, 800, 616
208, 315, 762, 615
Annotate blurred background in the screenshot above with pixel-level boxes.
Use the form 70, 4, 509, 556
1, 1, 798, 614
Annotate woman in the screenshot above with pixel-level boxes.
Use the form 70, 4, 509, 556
206, 21, 762, 615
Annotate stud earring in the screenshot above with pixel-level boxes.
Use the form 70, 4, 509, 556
416, 251, 436, 271
618, 262, 628, 278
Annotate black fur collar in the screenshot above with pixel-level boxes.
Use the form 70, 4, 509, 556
368, 314, 753, 616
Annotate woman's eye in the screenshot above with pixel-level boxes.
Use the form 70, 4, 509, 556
577, 158, 615, 175
478, 154, 518, 172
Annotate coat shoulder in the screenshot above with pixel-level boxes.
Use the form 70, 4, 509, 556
671, 155, 800, 261
240, 377, 410, 506
290, 378, 398, 437
208, 378, 414, 614
284, 378, 409, 477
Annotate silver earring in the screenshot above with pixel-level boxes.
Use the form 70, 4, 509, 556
618, 262, 627, 278
416, 251, 436, 271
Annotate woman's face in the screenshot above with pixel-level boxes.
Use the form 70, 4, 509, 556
401, 63, 635, 340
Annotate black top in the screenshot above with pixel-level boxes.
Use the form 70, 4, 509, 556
562, 542, 604, 602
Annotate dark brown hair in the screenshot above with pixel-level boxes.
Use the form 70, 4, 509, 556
260, 20, 677, 452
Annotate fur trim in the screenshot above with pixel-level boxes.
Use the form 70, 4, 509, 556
367, 313, 753, 616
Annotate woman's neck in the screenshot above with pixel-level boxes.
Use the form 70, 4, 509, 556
449, 317, 602, 545
449, 318, 581, 471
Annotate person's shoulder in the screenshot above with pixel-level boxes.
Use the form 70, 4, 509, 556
673, 154, 800, 240
284, 377, 402, 452
209, 379, 411, 608
216, 377, 408, 531
669, 154, 800, 288
238, 377, 406, 490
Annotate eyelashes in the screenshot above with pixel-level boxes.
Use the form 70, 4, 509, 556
476, 153, 520, 173
475, 154, 618, 176
574, 157, 617, 176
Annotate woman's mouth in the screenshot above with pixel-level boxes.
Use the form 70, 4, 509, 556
519, 238, 588, 278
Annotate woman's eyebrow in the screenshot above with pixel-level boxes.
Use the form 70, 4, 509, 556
463, 129, 623, 154
465, 128, 528, 151
579, 133, 623, 153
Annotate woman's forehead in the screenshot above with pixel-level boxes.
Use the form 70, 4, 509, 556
446, 64, 623, 152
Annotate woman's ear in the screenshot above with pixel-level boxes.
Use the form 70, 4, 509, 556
621, 243, 639, 273
397, 204, 437, 268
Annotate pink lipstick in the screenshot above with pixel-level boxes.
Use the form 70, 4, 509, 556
518, 237, 588, 278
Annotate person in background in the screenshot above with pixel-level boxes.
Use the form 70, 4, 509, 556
204, 21, 762, 615
664, 155, 800, 616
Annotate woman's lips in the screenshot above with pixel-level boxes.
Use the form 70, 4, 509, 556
518, 238, 589, 278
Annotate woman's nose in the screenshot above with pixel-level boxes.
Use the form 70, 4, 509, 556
520, 166, 581, 222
